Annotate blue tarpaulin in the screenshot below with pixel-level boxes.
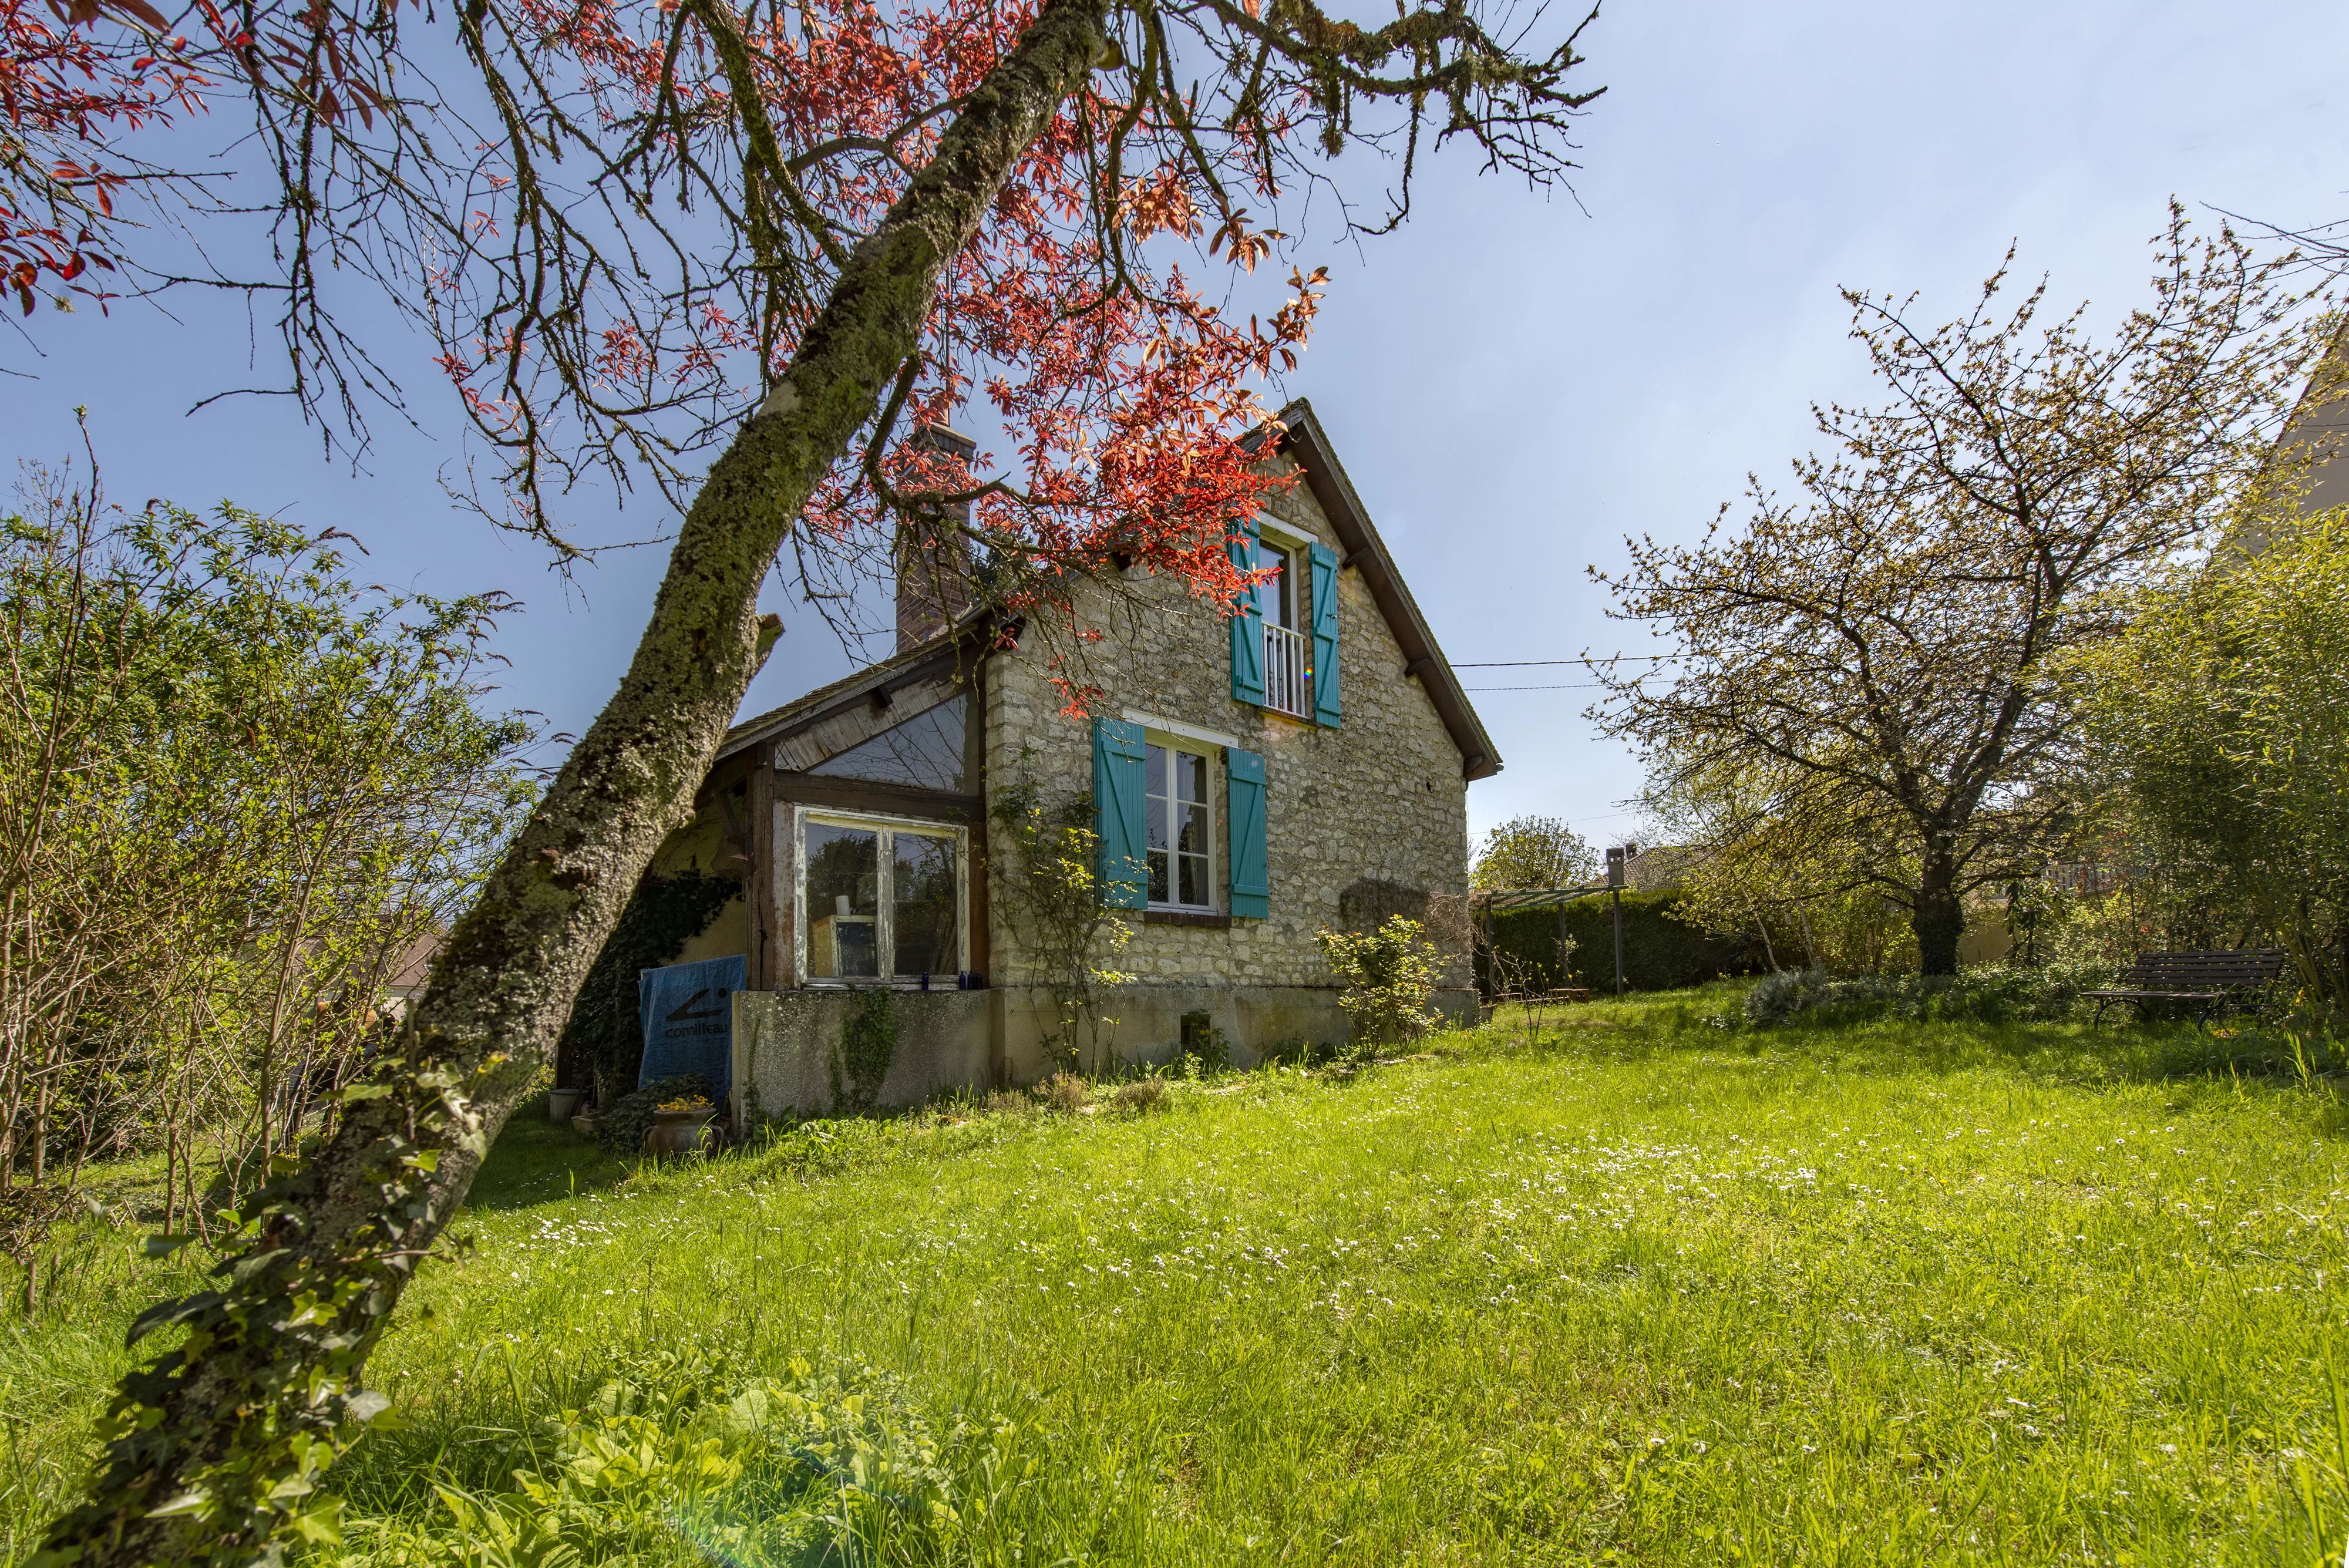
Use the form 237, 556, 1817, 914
637, 955, 743, 1105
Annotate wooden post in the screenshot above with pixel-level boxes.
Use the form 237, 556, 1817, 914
749, 755, 776, 990
1606, 846, 1627, 997
770, 784, 797, 990
1612, 889, 1624, 997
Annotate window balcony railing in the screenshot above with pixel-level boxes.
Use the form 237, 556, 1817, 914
1264, 622, 1310, 718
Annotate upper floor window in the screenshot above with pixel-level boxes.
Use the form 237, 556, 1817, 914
1145, 742, 1214, 909
1257, 539, 1310, 718
1258, 538, 1297, 628
1228, 515, 1340, 729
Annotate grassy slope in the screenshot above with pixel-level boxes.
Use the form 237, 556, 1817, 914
8, 990, 2349, 1563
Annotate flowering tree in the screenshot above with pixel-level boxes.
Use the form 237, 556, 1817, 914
1594, 214, 2330, 975
20, 0, 1603, 1555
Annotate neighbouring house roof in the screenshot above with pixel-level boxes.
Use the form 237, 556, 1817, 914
714, 398, 1502, 780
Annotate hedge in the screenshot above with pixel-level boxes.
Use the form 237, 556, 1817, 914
1476, 889, 1761, 995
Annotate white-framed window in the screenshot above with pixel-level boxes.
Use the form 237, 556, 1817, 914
1143, 740, 1215, 910
794, 806, 968, 985
1257, 536, 1298, 629
1256, 532, 1309, 718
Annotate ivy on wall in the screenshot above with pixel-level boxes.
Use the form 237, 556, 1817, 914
832, 988, 900, 1114
556, 870, 743, 1103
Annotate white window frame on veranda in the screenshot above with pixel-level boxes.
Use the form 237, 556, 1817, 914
792, 805, 969, 987
1142, 733, 1218, 913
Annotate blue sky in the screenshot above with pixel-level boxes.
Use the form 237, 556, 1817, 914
6, 0, 2346, 849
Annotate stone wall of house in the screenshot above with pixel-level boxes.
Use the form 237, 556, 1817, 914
982, 454, 1473, 1006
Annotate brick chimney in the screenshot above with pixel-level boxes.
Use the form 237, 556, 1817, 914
895, 422, 978, 654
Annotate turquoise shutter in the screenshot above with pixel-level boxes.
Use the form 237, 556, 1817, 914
1229, 517, 1266, 706
1227, 746, 1268, 919
1308, 541, 1341, 728
1093, 718, 1147, 909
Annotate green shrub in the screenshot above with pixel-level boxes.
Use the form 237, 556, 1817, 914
321, 1346, 1018, 1567
1744, 964, 2087, 1027
1317, 916, 1441, 1052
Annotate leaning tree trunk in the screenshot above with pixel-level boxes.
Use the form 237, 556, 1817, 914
1913, 849, 1964, 977
39, 2, 1112, 1559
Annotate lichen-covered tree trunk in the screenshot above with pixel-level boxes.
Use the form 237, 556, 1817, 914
39, 2, 1110, 1559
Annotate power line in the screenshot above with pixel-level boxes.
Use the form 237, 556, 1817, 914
1463, 682, 1606, 692
1453, 655, 1680, 668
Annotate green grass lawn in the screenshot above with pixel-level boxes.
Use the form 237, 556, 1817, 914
10, 990, 2349, 1564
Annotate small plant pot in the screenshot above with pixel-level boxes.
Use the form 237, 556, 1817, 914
644, 1108, 717, 1157
548, 1086, 587, 1123
571, 1112, 600, 1139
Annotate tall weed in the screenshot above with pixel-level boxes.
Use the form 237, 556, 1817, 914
321, 1347, 1027, 1567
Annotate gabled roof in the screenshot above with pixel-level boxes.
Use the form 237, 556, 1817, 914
715, 615, 986, 765
715, 397, 1502, 781
1261, 398, 1502, 780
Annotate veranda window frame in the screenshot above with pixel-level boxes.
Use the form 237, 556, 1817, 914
792, 805, 970, 987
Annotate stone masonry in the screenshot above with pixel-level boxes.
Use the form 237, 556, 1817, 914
982, 453, 1473, 1001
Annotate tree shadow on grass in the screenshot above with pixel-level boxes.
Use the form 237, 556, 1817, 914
1483, 984, 2349, 1113
467, 1115, 632, 1210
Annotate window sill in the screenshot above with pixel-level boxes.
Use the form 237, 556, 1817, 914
1144, 909, 1231, 928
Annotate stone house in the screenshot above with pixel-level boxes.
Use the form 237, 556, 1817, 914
615, 399, 1500, 1119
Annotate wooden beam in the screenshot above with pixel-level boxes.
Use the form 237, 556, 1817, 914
772, 773, 984, 820
748, 759, 777, 990
770, 795, 798, 989
770, 672, 963, 772
967, 657, 990, 985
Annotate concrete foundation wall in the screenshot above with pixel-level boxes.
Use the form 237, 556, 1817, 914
733, 988, 993, 1122
731, 982, 1479, 1122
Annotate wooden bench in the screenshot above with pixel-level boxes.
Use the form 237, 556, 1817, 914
2082, 949, 2287, 1029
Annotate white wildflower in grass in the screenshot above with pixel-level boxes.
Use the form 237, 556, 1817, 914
13, 990, 2349, 1560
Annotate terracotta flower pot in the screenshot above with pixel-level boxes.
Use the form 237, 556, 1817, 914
644, 1108, 716, 1157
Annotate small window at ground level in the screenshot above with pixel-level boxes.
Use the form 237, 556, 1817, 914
1144, 742, 1213, 910
800, 810, 966, 983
